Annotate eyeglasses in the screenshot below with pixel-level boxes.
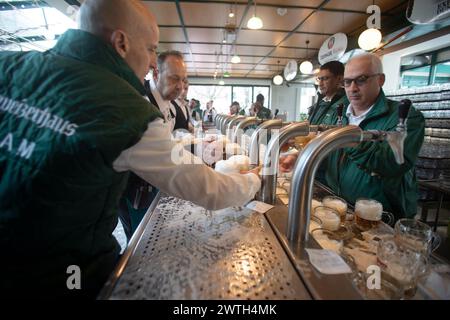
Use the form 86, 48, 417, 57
343, 74, 381, 87
316, 76, 331, 82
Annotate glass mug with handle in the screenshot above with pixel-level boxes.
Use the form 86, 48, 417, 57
354, 198, 394, 230
394, 219, 441, 257
377, 235, 426, 299
322, 196, 348, 223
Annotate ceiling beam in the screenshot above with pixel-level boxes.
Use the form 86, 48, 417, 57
159, 24, 333, 36
174, 0, 197, 75
144, 0, 394, 16
159, 40, 319, 50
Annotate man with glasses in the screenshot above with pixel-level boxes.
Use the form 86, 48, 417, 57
308, 60, 345, 124
320, 53, 425, 220
281, 53, 424, 220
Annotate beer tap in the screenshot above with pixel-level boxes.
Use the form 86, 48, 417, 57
225, 115, 245, 140
258, 122, 310, 204
248, 119, 283, 166
232, 117, 263, 144
336, 103, 344, 127
287, 99, 412, 250
362, 99, 411, 165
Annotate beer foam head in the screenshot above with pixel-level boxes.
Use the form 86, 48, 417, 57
355, 199, 383, 221
311, 199, 322, 213
322, 197, 347, 214
314, 206, 340, 231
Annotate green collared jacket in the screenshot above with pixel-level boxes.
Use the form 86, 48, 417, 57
319, 91, 425, 219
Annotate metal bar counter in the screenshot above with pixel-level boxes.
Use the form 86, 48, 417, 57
100, 194, 313, 300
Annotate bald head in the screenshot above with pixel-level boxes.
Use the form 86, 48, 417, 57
78, 0, 157, 41
78, 0, 160, 83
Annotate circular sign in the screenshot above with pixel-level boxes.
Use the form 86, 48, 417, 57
318, 33, 348, 65
283, 60, 298, 81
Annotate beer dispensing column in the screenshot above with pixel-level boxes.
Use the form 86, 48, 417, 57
287, 100, 412, 250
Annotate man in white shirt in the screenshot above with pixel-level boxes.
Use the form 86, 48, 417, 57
146, 50, 187, 132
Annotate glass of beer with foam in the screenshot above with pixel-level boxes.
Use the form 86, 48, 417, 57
313, 206, 341, 231
355, 198, 393, 230
322, 196, 348, 223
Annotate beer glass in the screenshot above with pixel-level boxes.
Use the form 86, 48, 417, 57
394, 219, 441, 257
313, 206, 341, 231
322, 196, 348, 223
377, 235, 425, 299
355, 198, 394, 230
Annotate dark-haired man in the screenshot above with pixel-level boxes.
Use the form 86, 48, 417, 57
308, 60, 345, 125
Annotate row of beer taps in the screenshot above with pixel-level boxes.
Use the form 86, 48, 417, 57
213, 99, 411, 252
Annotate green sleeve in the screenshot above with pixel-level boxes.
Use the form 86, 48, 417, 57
344, 108, 424, 178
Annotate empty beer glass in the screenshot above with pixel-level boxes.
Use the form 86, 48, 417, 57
394, 219, 441, 257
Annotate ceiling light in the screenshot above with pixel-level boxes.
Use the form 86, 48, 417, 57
231, 54, 241, 64
247, 1, 263, 30
223, 71, 231, 78
229, 12, 235, 18
273, 75, 283, 86
358, 28, 382, 51
273, 60, 283, 86
299, 61, 313, 74
219, 80, 225, 85
247, 16, 263, 30
300, 40, 313, 75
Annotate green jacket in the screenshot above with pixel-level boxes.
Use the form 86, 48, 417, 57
257, 106, 272, 119
320, 91, 424, 219
308, 88, 345, 125
0, 29, 161, 298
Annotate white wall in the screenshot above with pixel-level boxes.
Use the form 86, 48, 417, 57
382, 33, 450, 91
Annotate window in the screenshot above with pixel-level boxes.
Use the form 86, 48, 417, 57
432, 62, 450, 84
0, 3, 76, 52
400, 47, 450, 88
253, 87, 270, 107
189, 85, 232, 114
232, 86, 252, 114
188, 84, 270, 115
401, 65, 432, 88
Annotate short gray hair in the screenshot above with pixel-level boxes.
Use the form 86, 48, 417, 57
349, 53, 383, 74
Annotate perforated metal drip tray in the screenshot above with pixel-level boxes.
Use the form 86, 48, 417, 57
103, 195, 311, 300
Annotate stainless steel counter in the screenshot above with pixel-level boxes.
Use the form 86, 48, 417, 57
100, 194, 312, 300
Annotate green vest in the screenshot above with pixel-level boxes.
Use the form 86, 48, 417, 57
0, 29, 162, 298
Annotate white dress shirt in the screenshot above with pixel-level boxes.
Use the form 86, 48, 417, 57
113, 118, 261, 210
345, 104, 375, 126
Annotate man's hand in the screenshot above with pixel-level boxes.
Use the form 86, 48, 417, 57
240, 165, 261, 176
279, 153, 299, 173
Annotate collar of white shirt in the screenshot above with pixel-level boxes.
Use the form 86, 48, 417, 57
149, 77, 176, 127
322, 94, 335, 102
345, 103, 374, 126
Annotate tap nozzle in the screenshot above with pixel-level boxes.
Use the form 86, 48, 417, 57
336, 103, 344, 126
397, 99, 412, 132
